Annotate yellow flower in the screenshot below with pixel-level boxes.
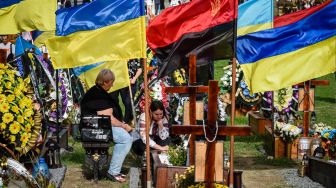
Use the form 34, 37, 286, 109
19, 99, 26, 108
24, 109, 34, 117
0, 94, 6, 102
22, 96, 33, 107
0, 69, 5, 75
10, 135, 16, 143
6, 94, 15, 102
17, 115, 24, 124
17, 82, 25, 91
11, 105, 20, 114
20, 132, 30, 143
24, 77, 31, 84
28, 117, 34, 125
14, 88, 23, 96
0, 123, 6, 130
0, 102, 10, 113
324, 133, 330, 138
9, 121, 21, 134
18, 77, 23, 83
2, 113, 14, 123
5, 82, 12, 89
25, 124, 31, 132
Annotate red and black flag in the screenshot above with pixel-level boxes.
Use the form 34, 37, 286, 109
146, 0, 236, 78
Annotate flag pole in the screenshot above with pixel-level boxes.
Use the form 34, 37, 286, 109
229, 0, 239, 187
142, 58, 151, 187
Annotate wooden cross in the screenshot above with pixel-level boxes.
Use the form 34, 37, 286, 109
165, 55, 251, 187
297, 80, 329, 137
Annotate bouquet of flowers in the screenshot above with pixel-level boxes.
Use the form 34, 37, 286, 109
168, 144, 187, 166
321, 128, 336, 159
175, 166, 228, 188
311, 122, 333, 135
275, 121, 301, 143
0, 64, 41, 156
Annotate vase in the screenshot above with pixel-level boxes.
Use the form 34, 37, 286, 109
32, 158, 50, 179
285, 142, 292, 159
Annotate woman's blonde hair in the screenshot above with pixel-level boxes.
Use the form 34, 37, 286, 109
95, 69, 115, 86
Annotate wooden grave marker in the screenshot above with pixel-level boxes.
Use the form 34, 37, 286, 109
165, 55, 251, 188
297, 80, 329, 137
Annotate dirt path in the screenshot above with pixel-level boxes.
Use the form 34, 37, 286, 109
235, 157, 293, 188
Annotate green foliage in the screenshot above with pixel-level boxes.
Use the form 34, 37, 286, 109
168, 144, 187, 166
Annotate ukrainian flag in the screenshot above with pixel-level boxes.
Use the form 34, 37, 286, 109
237, 0, 336, 93
0, 0, 56, 34
32, 30, 55, 48
73, 61, 130, 93
46, 0, 146, 69
237, 0, 273, 36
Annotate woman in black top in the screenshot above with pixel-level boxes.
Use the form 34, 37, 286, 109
81, 69, 133, 182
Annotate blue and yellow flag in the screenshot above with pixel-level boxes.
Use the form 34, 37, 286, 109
73, 61, 130, 93
32, 30, 55, 48
237, 1, 336, 93
237, 0, 273, 36
46, 0, 146, 69
0, 0, 56, 34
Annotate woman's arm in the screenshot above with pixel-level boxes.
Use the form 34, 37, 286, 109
97, 108, 133, 132
130, 68, 142, 84
138, 114, 168, 151
156, 118, 169, 140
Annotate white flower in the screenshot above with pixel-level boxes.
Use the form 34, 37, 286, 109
152, 84, 162, 92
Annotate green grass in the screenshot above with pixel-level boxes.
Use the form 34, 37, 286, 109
255, 156, 297, 167
314, 74, 336, 128
61, 138, 86, 166
214, 59, 230, 80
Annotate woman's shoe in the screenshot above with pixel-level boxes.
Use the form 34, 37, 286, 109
107, 173, 126, 183
118, 173, 126, 178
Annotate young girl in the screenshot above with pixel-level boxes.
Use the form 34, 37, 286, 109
132, 100, 170, 155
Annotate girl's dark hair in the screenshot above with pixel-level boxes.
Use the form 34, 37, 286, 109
150, 100, 166, 116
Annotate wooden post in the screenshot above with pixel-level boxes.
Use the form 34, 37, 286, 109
297, 80, 329, 137
302, 81, 310, 137
0, 49, 7, 64
188, 54, 197, 165
229, 57, 237, 188
143, 58, 151, 187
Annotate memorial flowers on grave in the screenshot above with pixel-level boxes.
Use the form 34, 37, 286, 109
0, 64, 42, 156
275, 121, 302, 143
174, 165, 228, 188
168, 144, 187, 166
137, 69, 170, 116
321, 129, 336, 159
261, 86, 299, 120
